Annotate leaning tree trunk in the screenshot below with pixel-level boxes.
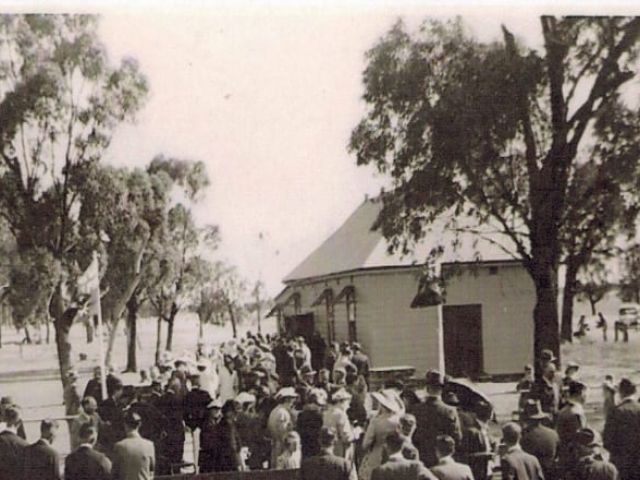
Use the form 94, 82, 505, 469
49, 284, 78, 400
155, 317, 163, 366
589, 297, 597, 316
228, 304, 238, 339
45, 317, 50, 344
124, 296, 139, 373
561, 261, 579, 343
23, 325, 31, 344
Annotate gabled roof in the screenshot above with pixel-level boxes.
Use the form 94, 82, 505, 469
283, 199, 518, 284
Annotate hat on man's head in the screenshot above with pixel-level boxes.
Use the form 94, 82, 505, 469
235, 392, 257, 404
352, 342, 362, 351
425, 369, 446, 387
576, 428, 601, 447
619, 377, 636, 395
568, 381, 587, 397
0, 396, 14, 406
522, 399, 549, 421
565, 361, 580, 373
541, 349, 556, 362
372, 390, 401, 414
206, 398, 224, 410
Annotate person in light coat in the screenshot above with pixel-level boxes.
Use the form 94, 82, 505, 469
323, 388, 356, 463
268, 387, 298, 467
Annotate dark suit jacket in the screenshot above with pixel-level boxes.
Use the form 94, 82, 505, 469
603, 397, 640, 472
410, 396, 462, 468
521, 423, 559, 474
351, 352, 370, 380
371, 455, 438, 480
64, 445, 112, 480
0, 429, 29, 479
23, 439, 60, 480
300, 452, 353, 480
501, 446, 545, 480
297, 404, 324, 458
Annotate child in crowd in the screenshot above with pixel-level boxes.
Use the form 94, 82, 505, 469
276, 431, 302, 470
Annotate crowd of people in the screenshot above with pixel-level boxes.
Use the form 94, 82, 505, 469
0, 334, 635, 480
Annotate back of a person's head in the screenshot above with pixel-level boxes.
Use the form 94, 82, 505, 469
40, 419, 59, 437
502, 422, 522, 446
4, 406, 20, 426
124, 411, 142, 430
399, 413, 417, 436
385, 430, 405, 454
436, 435, 456, 457
319, 426, 336, 448
79, 423, 97, 444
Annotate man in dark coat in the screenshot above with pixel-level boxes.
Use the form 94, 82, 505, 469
500, 422, 544, 480
23, 419, 61, 480
410, 370, 462, 468
520, 400, 559, 480
350, 342, 370, 384
309, 331, 327, 372
84, 367, 105, 404
183, 373, 213, 432
156, 381, 186, 475
199, 399, 223, 473
556, 381, 588, 476
459, 401, 495, 480
297, 389, 326, 458
65, 424, 112, 480
300, 426, 355, 480
211, 400, 243, 472
372, 430, 437, 480
603, 377, 640, 480
97, 378, 125, 455
575, 428, 618, 480
0, 406, 29, 479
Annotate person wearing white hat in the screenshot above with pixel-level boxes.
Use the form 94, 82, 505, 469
359, 390, 402, 480
196, 359, 219, 400
323, 388, 355, 463
268, 388, 298, 467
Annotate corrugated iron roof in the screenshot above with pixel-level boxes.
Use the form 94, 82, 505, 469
283, 198, 519, 283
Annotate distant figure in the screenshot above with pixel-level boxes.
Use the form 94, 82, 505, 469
0, 406, 29, 479
500, 422, 544, 480
65, 424, 112, 480
23, 419, 61, 480
112, 411, 155, 480
431, 435, 474, 480
300, 426, 355, 480
597, 312, 608, 341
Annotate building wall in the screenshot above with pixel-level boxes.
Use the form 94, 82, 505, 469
443, 263, 535, 375
279, 269, 440, 376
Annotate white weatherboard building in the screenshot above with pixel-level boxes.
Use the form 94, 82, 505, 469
271, 199, 536, 378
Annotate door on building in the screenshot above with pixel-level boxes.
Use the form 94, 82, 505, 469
442, 304, 483, 379
284, 313, 315, 341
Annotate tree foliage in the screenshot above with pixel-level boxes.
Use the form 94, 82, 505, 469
350, 16, 640, 363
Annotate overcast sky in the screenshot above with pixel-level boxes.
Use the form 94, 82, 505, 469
19, 1, 628, 296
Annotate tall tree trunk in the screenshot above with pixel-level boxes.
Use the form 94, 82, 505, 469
49, 285, 78, 400
165, 317, 175, 352
45, 317, 50, 344
589, 298, 597, 316
228, 304, 237, 339
530, 251, 561, 376
84, 317, 94, 344
125, 296, 139, 372
155, 317, 163, 366
561, 262, 579, 343
198, 313, 204, 340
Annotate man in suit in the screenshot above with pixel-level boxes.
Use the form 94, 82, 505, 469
350, 342, 371, 384
70, 396, 102, 451
556, 381, 588, 477
83, 367, 105, 404
65, 423, 112, 480
520, 400, 559, 480
431, 435, 474, 480
112, 411, 155, 480
0, 406, 29, 479
574, 428, 618, 480
23, 419, 61, 480
300, 426, 356, 480
183, 373, 213, 432
410, 370, 462, 468
297, 389, 326, 458
372, 430, 437, 480
500, 422, 544, 480
603, 377, 640, 480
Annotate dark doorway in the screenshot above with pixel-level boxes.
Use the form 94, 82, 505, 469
442, 304, 483, 379
284, 313, 315, 341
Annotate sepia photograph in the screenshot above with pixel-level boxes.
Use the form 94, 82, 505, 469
0, 1, 638, 479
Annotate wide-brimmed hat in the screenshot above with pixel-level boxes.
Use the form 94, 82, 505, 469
275, 387, 299, 400
565, 361, 580, 373
425, 369, 446, 387
522, 399, 549, 420
235, 392, 257, 404
206, 398, 224, 409
372, 390, 401, 414
331, 388, 352, 402
575, 428, 601, 447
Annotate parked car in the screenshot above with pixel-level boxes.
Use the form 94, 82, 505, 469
619, 303, 640, 329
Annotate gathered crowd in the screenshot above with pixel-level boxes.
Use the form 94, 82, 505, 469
0, 334, 635, 480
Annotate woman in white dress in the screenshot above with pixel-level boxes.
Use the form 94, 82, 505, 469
358, 389, 402, 480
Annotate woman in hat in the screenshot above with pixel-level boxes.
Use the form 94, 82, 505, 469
323, 388, 356, 462
358, 389, 402, 480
